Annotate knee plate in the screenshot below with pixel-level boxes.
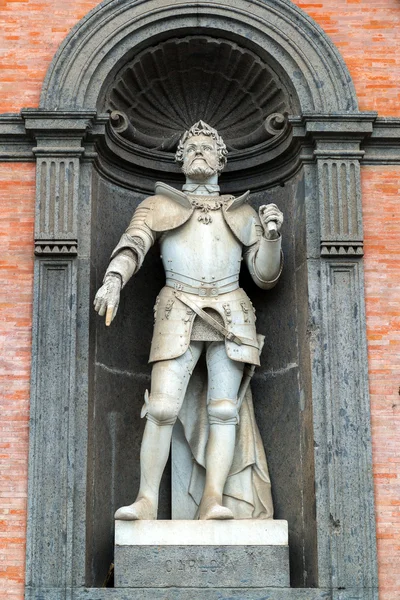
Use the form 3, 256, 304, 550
141, 390, 179, 426
207, 398, 239, 425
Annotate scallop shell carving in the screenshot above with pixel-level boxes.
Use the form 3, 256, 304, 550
107, 36, 289, 150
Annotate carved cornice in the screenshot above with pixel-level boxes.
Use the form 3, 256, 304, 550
21, 109, 97, 134
362, 117, 400, 164
291, 113, 377, 144
3, 113, 400, 164
0, 115, 35, 161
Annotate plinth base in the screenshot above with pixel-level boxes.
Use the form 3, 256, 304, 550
114, 520, 290, 589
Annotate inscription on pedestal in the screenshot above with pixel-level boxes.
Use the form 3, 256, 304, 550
114, 520, 290, 589
115, 545, 290, 588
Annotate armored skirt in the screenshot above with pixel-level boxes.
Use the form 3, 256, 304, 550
149, 285, 261, 365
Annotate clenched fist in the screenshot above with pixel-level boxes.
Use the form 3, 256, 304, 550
94, 273, 122, 326
259, 204, 284, 240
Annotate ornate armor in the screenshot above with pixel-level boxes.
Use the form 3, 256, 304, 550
105, 182, 283, 365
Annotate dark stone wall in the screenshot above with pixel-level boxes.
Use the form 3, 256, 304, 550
87, 168, 317, 587
87, 175, 170, 586
243, 175, 317, 587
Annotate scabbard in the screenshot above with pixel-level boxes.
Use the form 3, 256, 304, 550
173, 290, 245, 346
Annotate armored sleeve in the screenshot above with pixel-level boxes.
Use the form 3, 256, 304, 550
243, 220, 283, 290
104, 202, 157, 287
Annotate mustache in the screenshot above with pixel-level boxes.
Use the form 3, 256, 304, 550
188, 155, 213, 168
182, 154, 217, 178
183, 163, 216, 178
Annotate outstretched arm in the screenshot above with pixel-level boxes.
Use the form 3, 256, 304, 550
94, 206, 156, 325
244, 203, 284, 290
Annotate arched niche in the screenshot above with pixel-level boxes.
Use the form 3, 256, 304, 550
89, 25, 315, 588
26, 1, 378, 599
41, 0, 357, 113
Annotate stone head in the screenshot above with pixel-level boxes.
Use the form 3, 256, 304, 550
175, 121, 228, 180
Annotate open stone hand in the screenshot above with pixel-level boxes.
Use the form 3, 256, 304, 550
259, 203, 284, 240
94, 274, 122, 326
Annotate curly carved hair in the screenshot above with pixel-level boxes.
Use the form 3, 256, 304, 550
175, 120, 228, 173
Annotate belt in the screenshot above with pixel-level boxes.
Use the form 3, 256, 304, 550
173, 290, 259, 350
166, 278, 239, 297
173, 291, 244, 345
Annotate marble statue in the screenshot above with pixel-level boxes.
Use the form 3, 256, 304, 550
94, 121, 284, 521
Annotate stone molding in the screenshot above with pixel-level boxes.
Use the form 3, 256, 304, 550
24, 588, 337, 600
363, 117, 400, 164
34, 240, 78, 256
320, 242, 364, 257
0, 115, 35, 161
24, 587, 377, 600
3, 113, 400, 164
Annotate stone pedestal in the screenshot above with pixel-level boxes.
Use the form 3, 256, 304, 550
114, 520, 290, 589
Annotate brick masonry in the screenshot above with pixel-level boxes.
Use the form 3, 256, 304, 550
0, 1, 399, 599
0, 164, 35, 600
292, 0, 400, 116
362, 167, 400, 600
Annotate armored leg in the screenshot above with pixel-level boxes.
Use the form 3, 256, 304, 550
199, 341, 244, 520
115, 342, 203, 520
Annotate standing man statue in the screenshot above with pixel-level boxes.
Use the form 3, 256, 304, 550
94, 121, 283, 521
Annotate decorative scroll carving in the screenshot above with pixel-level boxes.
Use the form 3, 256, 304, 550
109, 109, 290, 154
227, 113, 289, 151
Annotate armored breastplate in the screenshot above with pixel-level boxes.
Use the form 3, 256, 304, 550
160, 196, 242, 294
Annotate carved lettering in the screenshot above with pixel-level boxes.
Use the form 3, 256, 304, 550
164, 557, 224, 574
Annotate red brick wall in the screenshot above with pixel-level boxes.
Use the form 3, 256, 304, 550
0, 164, 35, 600
0, 1, 399, 599
292, 0, 400, 116
363, 167, 400, 600
0, 0, 99, 112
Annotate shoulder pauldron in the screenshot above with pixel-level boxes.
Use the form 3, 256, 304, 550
126, 195, 193, 235
223, 192, 261, 247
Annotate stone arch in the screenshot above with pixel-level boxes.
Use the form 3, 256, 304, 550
41, 0, 358, 114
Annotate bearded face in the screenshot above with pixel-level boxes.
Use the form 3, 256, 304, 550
181, 134, 220, 180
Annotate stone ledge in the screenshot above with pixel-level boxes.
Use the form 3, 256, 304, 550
115, 519, 288, 546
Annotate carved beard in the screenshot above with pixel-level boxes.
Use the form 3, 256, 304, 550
183, 157, 218, 180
